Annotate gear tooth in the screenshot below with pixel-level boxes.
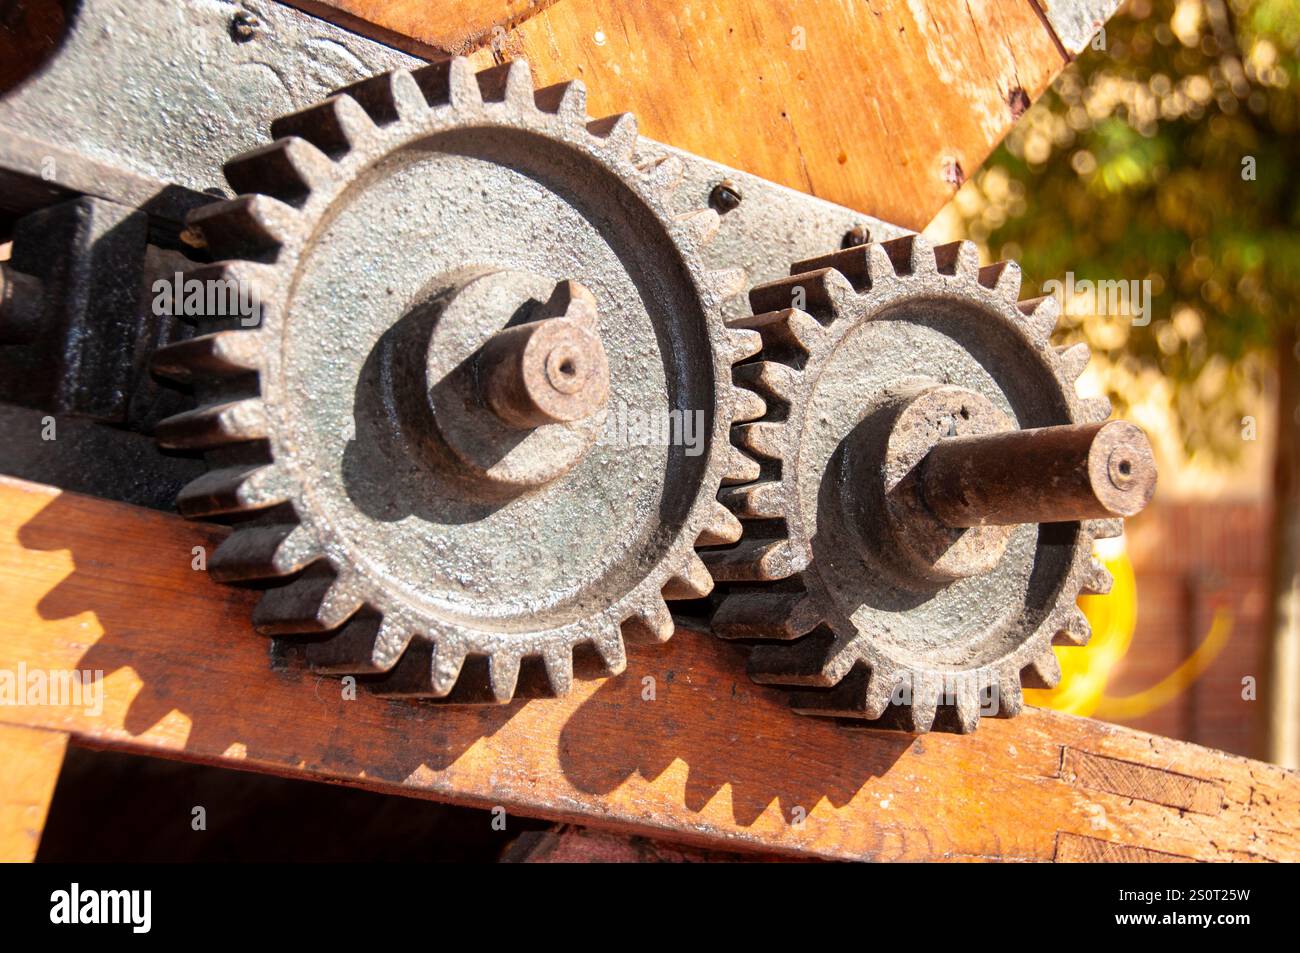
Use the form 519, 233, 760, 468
701, 266, 747, 311
749, 629, 841, 686
534, 79, 588, 119
252, 571, 363, 634
747, 276, 804, 315
1083, 558, 1113, 595
488, 651, 522, 703
732, 307, 825, 354
933, 239, 982, 277
978, 260, 1022, 300
622, 597, 674, 645
996, 675, 1025, 718
187, 195, 298, 259
863, 667, 900, 719
476, 59, 534, 106
365, 638, 428, 694
587, 113, 638, 158
906, 673, 940, 732
696, 500, 743, 546
587, 624, 628, 677
332, 68, 428, 124
952, 678, 983, 732
701, 538, 799, 582
747, 269, 853, 320
734, 360, 799, 404
176, 464, 289, 517
409, 57, 481, 107
661, 553, 714, 600
722, 446, 762, 485
674, 207, 720, 248
865, 242, 898, 283
712, 587, 821, 640
1055, 606, 1092, 646
369, 639, 468, 698
429, 642, 468, 696
1081, 395, 1113, 423
151, 330, 263, 383
879, 234, 936, 275
196, 261, 274, 329
787, 663, 902, 718
719, 479, 785, 519
199, 260, 276, 314
269, 94, 375, 159
1056, 341, 1092, 383
733, 421, 785, 461
790, 246, 875, 291
1017, 294, 1061, 345
1088, 517, 1124, 539
155, 398, 268, 450
209, 524, 320, 581
731, 385, 767, 423
307, 616, 409, 674
1022, 649, 1062, 690
223, 138, 335, 207
727, 326, 762, 362
541, 644, 575, 696
638, 153, 684, 195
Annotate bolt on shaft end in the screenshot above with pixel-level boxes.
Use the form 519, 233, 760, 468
920, 419, 1157, 527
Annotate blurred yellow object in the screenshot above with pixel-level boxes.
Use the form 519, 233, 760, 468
1023, 534, 1231, 719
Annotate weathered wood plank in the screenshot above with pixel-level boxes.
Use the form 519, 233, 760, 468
293, 0, 1070, 230
278, 0, 563, 58
0, 475, 1295, 861
0, 722, 68, 862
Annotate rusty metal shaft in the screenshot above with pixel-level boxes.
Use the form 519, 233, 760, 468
478, 280, 609, 430
920, 420, 1157, 527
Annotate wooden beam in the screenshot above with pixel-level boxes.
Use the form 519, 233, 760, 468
0, 722, 68, 862
286, 0, 1073, 230
0, 474, 1295, 861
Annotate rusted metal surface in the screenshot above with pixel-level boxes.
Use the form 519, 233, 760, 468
707, 236, 1142, 733
151, 57, 763, 705
881, 385, 1016, 584
479, 278, 609, 431
922, 420, 1157, 527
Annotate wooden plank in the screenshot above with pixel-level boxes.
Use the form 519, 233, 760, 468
1054, 832, 1197, 863
0, 474, 1296, 862
0, 722, 68, 862
1061, 747, 1226, 816
292, 0, 1071, 230
278, 0, 564, 59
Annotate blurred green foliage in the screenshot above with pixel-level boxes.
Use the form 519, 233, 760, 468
967, 0, 1299, 457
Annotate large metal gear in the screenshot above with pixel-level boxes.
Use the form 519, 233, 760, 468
704, 236, 1155, 733
152, 58, 763, 703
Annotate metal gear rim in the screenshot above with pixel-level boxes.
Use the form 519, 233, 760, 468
704, 235, 1120, 733
153, 57, 765, 704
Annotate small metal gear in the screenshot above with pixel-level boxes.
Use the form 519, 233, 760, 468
153, 58, 763, 703
704, 235, 1139, 733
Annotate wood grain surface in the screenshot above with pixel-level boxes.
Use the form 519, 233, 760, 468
0, 721, 68, 861
288, 0, 1069, 230
0, 475, 1295, 861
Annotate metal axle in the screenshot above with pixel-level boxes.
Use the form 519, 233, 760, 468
920, 420, 1157, 527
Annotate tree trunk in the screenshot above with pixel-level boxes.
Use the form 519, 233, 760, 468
1264, 325, 1300, 768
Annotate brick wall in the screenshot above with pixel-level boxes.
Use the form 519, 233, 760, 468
1113, 501, 1270, 758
